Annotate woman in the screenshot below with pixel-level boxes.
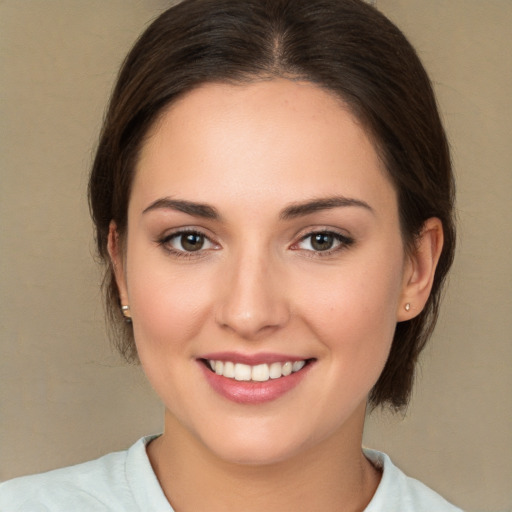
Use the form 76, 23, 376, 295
0, 0, 461, 510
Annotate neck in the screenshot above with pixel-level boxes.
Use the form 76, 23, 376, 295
147, 405, 380, 512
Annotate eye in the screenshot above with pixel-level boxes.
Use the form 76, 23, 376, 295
160, 230, 218, 254
306, 232, 336, 251
294, 231, 354, 253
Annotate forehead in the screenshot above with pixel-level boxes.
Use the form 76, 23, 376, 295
133, 79, 396, 216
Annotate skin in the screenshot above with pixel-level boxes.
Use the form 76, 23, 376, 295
109, 79, 443, 511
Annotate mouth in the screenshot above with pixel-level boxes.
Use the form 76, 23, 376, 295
197, 353, 316, 404
202, 359, 312, 382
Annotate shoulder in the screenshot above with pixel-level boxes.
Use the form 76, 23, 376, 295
364, 449, 464, 512
0, 437, 161, 512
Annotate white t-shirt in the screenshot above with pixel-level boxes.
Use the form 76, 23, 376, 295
0, 436, 463, 511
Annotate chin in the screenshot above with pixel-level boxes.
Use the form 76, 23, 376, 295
205, 432, 306, 467
191, 410, 344, 468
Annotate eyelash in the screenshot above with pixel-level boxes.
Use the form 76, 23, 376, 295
156, 229, 354, 259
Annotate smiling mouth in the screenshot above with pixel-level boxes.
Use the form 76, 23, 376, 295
202, 359, 313, 382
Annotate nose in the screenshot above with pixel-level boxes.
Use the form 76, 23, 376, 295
215, 250, 290, 340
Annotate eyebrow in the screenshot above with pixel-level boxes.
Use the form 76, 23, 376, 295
280, 196, 374, 220
142, 198, 220, 219
142, 195, 373, 221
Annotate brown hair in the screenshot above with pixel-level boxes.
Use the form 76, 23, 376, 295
89, 0, 455, 409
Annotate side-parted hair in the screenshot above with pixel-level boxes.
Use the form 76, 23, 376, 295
89, 0, 455, 409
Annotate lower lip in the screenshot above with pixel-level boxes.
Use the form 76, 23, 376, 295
198, 362, 312, 404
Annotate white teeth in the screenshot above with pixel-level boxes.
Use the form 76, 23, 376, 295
269, 362, 282, 379
234, 363, 252, 381
223, 361, 235, 378
292, 360, 305, 372
207, 359, 307, 382
252, 364, 270, 382
281, 361, 292, 376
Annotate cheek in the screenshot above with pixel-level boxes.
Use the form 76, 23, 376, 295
296, 253, 404, 369
304, 285, 397, 362
125, 250, 214, 354
126, 258, 215, 403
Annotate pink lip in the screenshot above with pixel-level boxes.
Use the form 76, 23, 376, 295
197, 354, 314, 405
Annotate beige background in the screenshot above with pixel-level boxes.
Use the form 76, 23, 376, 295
1, 1, 510, 510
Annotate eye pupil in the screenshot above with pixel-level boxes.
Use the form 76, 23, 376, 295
311, 233, 334, 251
181, 233, 204, 251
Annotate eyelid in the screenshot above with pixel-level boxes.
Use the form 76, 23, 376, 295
292, 225, 353, 243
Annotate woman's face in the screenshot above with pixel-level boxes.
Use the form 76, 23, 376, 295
114, 79, 413, 464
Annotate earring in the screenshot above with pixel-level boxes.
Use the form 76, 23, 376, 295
121, 305, 132, 320
404, 303, 411, 312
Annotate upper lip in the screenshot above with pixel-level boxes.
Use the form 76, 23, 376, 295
199, 351, 313, 365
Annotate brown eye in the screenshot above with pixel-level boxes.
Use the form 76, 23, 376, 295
160, 229, 219, 256
179, 233, 205, 251
310, 233, 335, 251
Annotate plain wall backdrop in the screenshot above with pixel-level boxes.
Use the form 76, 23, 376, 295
1, 1, 511, 511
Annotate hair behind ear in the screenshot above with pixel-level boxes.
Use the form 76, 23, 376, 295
370, 217, 447, 410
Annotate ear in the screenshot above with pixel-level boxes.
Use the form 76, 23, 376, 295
397, 217, 444, 322
107, 221, 130, 316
